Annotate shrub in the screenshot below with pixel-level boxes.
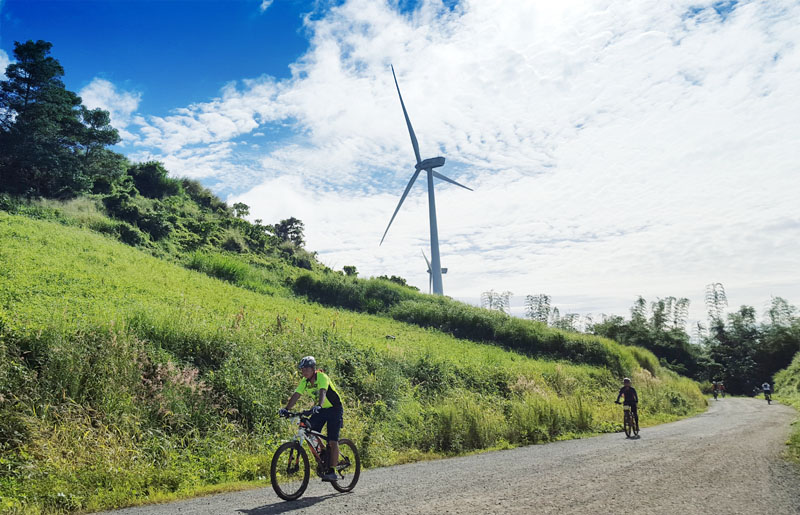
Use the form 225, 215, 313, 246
220, 228, 248, 253
116, 222, 147, 246
127, 162, 182, 199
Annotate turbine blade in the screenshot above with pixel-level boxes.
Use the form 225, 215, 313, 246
432, 171, 473, 191
380, 169, 422, 245
421, 249, 431, 271
391, 65, 422, 165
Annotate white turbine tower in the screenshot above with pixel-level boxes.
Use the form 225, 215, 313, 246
422, 250, 447, 295
380, 65, 471, 296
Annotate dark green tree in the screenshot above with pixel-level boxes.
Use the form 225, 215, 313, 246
0, 40, 123, 197
273, 217, 305, 247
127, 162, 180, 199
592, 296, 701, 377
232, 202, 250, 218
707, 306, 759, 394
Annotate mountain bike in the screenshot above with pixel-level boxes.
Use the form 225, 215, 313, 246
619, 403, 639, 437
712, 390, 718, 400
270, 409, 361, 501
765, 391, 772, 405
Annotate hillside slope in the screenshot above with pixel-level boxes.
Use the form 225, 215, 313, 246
775, 351, 800, 461
0, 213, 705, 513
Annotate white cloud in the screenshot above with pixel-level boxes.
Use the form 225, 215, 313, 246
0, 48, 10, 79
79, 78, 142, 142
259, 0, 273, 13
131, 0, 800, 324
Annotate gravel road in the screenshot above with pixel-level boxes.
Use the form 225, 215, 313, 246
104, 398, 800, 515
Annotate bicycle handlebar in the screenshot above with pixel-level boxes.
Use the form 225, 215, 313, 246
280, 409, 314, 418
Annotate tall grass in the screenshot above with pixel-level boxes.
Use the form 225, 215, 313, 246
294, 272, 640, 376
0, 213, 706, 512
187, 251, 250, 283
774, 351, 800, 462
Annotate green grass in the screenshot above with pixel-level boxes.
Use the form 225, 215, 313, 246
0, 212, 706, 513
774, 351, 800, 462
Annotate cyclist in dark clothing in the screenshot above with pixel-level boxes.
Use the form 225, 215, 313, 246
615, 377, 639, 425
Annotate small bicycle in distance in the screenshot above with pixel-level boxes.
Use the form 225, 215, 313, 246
270, 409, 361, 501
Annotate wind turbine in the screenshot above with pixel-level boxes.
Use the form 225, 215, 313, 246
422, 250, 447, 295
380, 65, 471, 296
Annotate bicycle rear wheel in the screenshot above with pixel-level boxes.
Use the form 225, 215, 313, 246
623, 412, 632, 437
270, 442, 310, 501
331, 438, 361, 493
632, 416, 639, 436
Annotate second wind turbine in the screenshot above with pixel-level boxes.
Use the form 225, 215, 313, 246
380, 65, 472, 296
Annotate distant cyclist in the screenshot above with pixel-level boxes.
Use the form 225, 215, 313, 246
615, 377, 639, 426
719, 382, 725, 398
712, 381, 719, 400
279, 356, 344, 482
762, 381, 772, 404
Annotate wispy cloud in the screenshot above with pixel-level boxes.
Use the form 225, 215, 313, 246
259, 0, 273, 14
111, 0, 800, 321
79, 78, 141, 141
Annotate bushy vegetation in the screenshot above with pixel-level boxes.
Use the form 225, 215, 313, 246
774, 351, 800, 462
293, 272, 649, 377
587, 288, 800, 395
0, 213, 706, 512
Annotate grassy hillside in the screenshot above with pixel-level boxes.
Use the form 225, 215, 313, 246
775, 351, 800, 462
0, 212, 705, 513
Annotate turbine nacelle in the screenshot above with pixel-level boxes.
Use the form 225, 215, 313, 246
415, 156, 445, 171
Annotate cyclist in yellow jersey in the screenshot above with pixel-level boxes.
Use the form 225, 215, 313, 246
280, 356, 344, 482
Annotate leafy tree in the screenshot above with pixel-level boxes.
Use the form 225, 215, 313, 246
343, 266, 358, 277
707, 306, 759, 393
524, 294, 551, 323
0, 40, 123, 197
754, 297, 800, 384
705, 282, 728, 324
232, 202, 250, 218
127, 162, 180, 199
551, 310, 580, 332
592, 296, 701, 377
481, 290, 512, 314
273, 217, 305, 247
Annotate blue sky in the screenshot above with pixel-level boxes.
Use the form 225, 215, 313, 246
1, 0, 310, 114
2, 0, 799, 329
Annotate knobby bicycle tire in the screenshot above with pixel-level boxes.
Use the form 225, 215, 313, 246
331, 438, 361, 493
270, 441, 310, 501
632, 416, 639, 436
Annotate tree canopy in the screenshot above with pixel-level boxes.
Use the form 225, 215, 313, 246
0, 40, 125, 198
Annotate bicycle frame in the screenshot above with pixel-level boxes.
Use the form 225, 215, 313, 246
288, 415, 328, 465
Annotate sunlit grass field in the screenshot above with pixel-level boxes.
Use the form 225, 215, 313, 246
0, 212, 706, 513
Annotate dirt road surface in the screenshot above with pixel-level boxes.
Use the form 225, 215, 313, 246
103, 398, 800, 515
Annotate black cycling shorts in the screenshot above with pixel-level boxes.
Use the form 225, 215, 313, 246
309, 405, 343, 441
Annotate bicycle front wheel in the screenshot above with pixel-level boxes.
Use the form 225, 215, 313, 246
331, 438, 361, 493
270, 442, 310, 501
623, 412, 632, 437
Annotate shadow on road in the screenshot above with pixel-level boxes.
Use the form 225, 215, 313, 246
238, 492, 348, 514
